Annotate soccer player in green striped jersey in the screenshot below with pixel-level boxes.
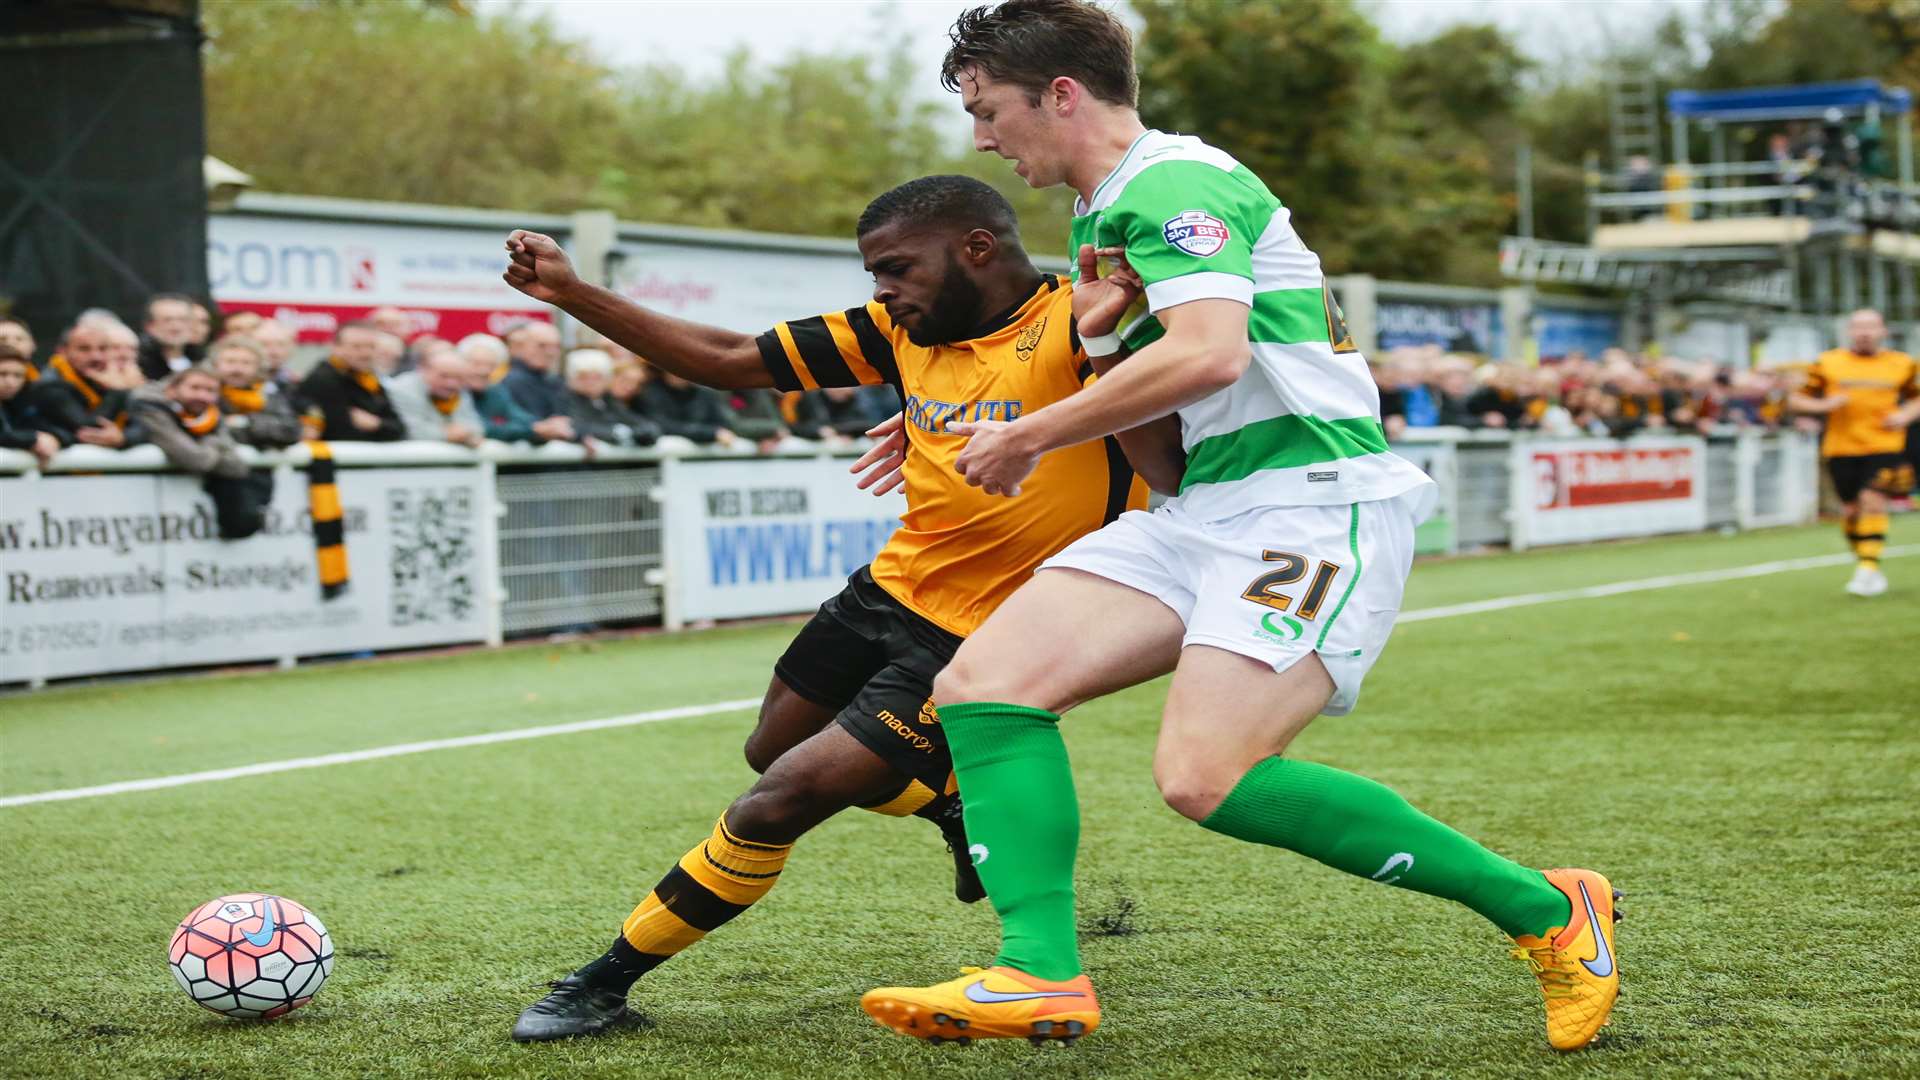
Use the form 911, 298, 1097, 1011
860, 0, 1623, 1054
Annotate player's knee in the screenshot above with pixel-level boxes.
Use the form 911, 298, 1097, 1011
932, 660, 988, 708
934, 653, 1048, 710
740, 729, 780, 775
726, 774, 834, 843
1153, 761, 1233, 823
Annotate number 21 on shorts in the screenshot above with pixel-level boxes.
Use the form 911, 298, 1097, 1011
1241, 550, 1342, 621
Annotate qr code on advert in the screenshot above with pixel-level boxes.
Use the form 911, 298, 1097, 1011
387, 486, 476, 626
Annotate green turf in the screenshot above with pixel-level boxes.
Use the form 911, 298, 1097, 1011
3, 524, 1917, 1078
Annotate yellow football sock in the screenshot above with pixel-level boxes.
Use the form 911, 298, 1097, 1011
620, 814, 792, 959
1855, 512, 1889, 569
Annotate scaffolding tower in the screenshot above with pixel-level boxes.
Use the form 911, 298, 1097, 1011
1505, 78, 1919, 350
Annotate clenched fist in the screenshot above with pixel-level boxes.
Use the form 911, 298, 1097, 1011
503, 230, 581, 304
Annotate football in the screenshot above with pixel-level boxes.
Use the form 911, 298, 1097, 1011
167, 893, 333, 1019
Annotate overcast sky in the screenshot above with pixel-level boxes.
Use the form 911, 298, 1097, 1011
479, 0, 1682, 87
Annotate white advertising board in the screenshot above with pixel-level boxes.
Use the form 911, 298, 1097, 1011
1510, 436, 1708, 549
0, 467, 489, 683
612, 240, 875, 335
659, 457, 906, 627
207, 214, 552, 342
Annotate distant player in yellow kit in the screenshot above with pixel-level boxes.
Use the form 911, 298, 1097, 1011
1792, 308, 1920, 596
496, 175, 1166, 1041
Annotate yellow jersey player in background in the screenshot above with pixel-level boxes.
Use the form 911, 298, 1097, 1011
1791, 308, 1920, 597
496, 175, 1170, 1041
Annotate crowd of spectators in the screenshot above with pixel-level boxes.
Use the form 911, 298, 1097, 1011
3, 294, 1843, 497
1373, 344, 1809, 440
0, 297, 904, 472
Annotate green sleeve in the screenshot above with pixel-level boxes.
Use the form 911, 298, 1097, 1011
1097, 160, 1264, 309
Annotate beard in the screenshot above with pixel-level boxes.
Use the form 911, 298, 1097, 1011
904, 254, 985, 347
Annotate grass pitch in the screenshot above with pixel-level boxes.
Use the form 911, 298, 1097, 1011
3, 524, 1918, 1079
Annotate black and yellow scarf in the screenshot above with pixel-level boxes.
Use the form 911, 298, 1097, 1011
222, 382, 268, 414
175, 402, 222, 436
328, 355, 383, 396
50, 353, 127, 427
431, 394, 460, 416
50, 353, 102, 410
305, 441, 350, 599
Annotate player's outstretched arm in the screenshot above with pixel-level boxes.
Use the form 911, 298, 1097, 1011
503, 230, 772, 390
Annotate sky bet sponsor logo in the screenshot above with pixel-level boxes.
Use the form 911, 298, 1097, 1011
1162, 210, 1231, 258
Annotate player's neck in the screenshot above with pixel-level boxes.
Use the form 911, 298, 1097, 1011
975, 263, 1048, 324
1069, 112, 1150, 204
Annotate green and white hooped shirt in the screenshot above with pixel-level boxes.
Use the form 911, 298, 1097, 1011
1070, 129, 1433, 518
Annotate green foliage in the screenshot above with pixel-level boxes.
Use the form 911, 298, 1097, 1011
200, 0, 1920, 285
1134, 0, 1385, 274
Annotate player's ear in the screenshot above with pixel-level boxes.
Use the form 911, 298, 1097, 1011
961, 227, 998, 266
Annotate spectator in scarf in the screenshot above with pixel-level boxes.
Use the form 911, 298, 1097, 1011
128, 365, 267, 539
390, 343, 486, 447
297, 321, 406, 441
209, 335, 302, 449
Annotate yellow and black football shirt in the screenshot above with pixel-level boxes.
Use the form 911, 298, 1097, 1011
1804, 348, 1919, 458
756, 276, 1148, 637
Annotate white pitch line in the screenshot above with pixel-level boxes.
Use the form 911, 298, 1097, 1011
0, 698, 761, 809
1398, 544, 1916, 623
5, 542, 1913, 810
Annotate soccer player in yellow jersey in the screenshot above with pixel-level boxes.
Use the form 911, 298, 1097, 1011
1792, 308, 1920, 597
496, 175, 1168, 1040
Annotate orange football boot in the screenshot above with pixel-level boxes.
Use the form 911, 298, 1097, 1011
861, 965, 1099, 1046
1512, 868, 1622, 1051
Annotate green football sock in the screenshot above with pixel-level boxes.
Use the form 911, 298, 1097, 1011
1201, 757, 1571, 939
940, 702, 1081, 980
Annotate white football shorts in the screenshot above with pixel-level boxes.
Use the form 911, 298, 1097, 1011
1038, 486, 1434, 716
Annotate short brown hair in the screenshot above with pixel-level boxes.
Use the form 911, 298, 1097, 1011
942, 0, 1137, 108
0, 343, 27, 367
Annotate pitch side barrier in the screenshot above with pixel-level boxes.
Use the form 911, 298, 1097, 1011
0, 430, 1816, 688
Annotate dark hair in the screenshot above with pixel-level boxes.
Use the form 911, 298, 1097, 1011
0, 314, 28, 332
333, 319, 376, 342
941, 0, 1137, 108
146, 292, 196, 318
856, 175, 1020, 239
0, 343, 26, 366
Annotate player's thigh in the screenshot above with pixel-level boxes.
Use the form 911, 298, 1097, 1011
746, 675, 840, 774
1153, 645, 1335, 822
934, 567, 1185, 715
750, 589, 887, 771
727, 724, 907, 844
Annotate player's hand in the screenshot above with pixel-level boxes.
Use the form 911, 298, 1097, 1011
503, 230, 580, 304
950, 418, 1040, 497
850, 412, 907, 495
1072, 244, 1143, 340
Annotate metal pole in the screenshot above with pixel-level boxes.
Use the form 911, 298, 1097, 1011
1870, 250, 1891, 315
1672, 116, 1690, 168
1839, 247, 1859, 314
1517, 143, 1535, 239
1584, 151, 1601, 235
1709, 124, 1727, 219
1900, 115, 1915, 227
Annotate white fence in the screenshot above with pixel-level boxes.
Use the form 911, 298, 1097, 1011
0, 430, 1818, 687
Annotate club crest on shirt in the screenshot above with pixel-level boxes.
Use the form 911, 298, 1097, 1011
1014, 317, 1047, 363
1162, 210, 1230, 257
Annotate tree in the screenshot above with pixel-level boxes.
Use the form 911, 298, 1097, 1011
200, 0, 1071, 250
1133, 0, 1387, 273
